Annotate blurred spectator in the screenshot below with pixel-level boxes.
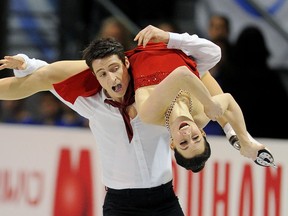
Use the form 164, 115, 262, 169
155, 20, 180, 32
208, 14, 230, 41
204, 14, 234, 136
209, 37, 235, 86
0, 91, 89, 128
0, 100, 35, 124
57, 104, 88, 127
36, 92, 63, 125
35, 92, 88, 127
221, 25, 288, 139
96, 16, 135, 50
207, 14, 234, 84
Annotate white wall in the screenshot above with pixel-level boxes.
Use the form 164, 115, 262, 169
0, 124, 287, 216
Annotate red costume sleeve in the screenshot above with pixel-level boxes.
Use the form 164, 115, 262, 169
53, 68, 101, 104
125, 42, 199, 90
52, 42, 198, 104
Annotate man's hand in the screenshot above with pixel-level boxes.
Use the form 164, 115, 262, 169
0, 55, 26, 70
134, 25, 170, 47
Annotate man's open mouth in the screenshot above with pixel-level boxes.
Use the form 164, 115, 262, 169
112, 83, 122, 92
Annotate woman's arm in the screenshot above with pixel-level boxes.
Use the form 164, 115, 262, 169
201, 71, 230, 127
213, 93, 264, 160
136, 66, 223, 124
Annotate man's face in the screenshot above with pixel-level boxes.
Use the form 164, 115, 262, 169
92, 55, 130, 102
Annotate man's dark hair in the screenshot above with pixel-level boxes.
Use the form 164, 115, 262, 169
82, 37, 126, 72
174, 136, 211, 173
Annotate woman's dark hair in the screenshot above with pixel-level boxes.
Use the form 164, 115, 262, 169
174, 136, 211, 173
82, 37, 126, 71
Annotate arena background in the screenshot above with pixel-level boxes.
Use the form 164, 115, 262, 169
1, 0, 288, 67
0, 0, 287, 215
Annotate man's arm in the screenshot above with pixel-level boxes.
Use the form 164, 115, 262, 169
134, 25, 221, 74
0, 56, 88, 100
0, 70, 52, 100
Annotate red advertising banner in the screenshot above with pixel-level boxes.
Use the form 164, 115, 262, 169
0, 124, 287, 216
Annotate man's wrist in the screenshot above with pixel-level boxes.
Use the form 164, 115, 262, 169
13, 54, 48, 78
167, 32, 182, 49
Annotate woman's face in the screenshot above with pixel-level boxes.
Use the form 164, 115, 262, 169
170, 118, 205, 159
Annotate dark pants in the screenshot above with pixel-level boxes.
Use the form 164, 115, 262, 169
103, 180, 184, 216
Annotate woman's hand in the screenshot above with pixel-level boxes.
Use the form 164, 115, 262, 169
239, 141, 265, 160
203, 97, 225, 121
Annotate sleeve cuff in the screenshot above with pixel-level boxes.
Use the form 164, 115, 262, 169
167, 32, 183, 49
13, 54, 48, 78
